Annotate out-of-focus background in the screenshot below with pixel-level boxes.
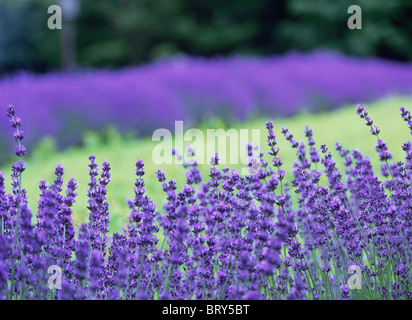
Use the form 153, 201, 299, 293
1, 0, 412, 231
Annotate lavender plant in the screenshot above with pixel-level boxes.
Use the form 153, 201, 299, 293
0, 104, 411, 300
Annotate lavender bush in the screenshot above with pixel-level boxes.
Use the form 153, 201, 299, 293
1, 51, 412, 162
0, 104, 411, 300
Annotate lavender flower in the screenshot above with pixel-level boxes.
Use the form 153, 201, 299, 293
0, 105, 411, 300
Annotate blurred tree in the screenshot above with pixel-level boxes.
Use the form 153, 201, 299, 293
0, 0, 59, 74
78, 0, 183, 66
59, 0, 80, 70
276, 0, 412, 61
1, 0, 412, 74
76, 0, 286, 67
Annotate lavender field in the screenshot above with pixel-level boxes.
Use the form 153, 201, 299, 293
0, 102, 411, 300
1, 51, 412, 163
3, 0, 412, 305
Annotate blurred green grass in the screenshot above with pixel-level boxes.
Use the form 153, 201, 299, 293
1, 95, 411, 233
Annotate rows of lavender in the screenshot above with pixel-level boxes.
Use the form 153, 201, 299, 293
1, 51, 412, 159
0, 104, 412, 300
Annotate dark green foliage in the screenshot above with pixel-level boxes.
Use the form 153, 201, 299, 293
277, 0, 412, 61
0, 0, 59, 74
2, 0, 412, 74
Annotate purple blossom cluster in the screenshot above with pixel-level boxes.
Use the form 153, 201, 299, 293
1, 51, 412, 161
0, 105, 412, 300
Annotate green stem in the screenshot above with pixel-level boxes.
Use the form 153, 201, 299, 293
217, 253, 237, 300
135, 245, 146, 299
